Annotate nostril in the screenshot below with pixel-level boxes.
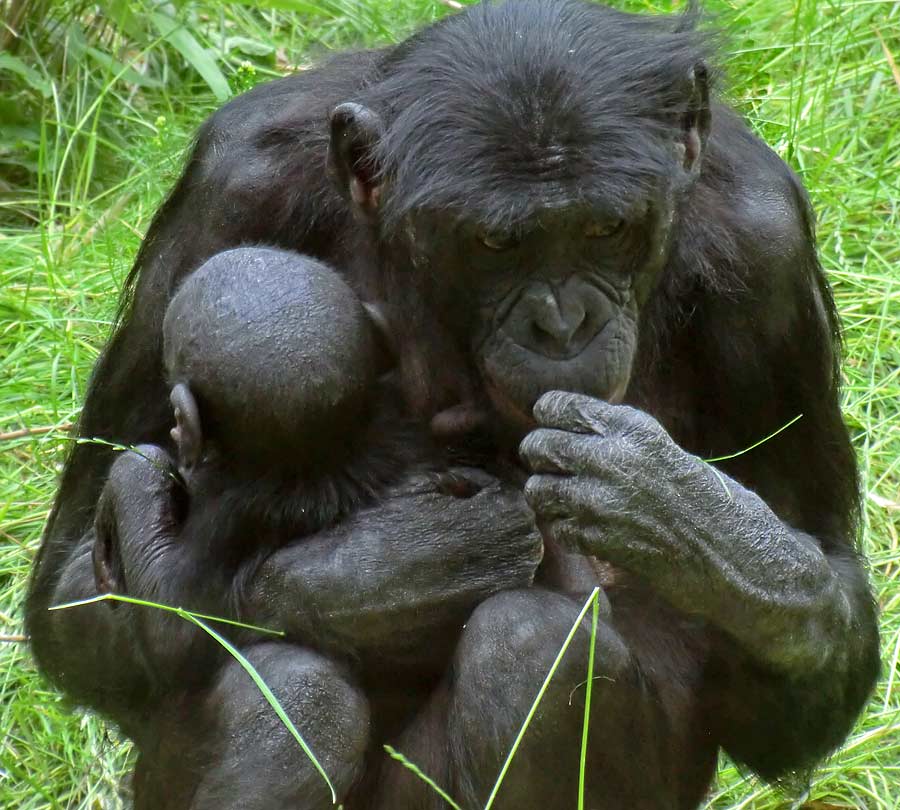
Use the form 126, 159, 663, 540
532, 311, 563, 343
572, 314, 593, 344
530, 321, 554, 350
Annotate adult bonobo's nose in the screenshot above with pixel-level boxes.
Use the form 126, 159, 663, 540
507, 277, 613, 358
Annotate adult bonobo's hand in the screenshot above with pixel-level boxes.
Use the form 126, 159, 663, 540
521, 391, 715, 566
92, 444, 185, 601
520, 390, 853, 672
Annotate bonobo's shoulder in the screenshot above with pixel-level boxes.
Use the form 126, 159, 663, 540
183, 48, 391, 219
199, 48, 388, 148
673, 106, 833, 347
704, 105, 816, 278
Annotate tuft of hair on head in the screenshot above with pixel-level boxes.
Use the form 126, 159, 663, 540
360, 0, 720, 234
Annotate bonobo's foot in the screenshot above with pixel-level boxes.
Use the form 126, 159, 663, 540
134, 644, 370, 810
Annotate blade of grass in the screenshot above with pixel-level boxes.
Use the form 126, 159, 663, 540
48, 592, 285, 636
150, 11, 231, 101
70, 436, 186, 487
49, 593, 338, 805
703, 413, 804, 464
180, 612, 339, 805
383, 745, 463, 810
577, 589, 600, 810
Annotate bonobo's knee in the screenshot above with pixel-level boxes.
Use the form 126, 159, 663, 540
192, 643, 370, 810
449, 589, 633, 737
454, 588, 630, 691
447, 590, 635, 808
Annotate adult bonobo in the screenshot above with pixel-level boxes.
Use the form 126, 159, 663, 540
27, 2, 878, 809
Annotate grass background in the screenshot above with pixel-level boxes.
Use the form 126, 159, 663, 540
1, 0, 898, 807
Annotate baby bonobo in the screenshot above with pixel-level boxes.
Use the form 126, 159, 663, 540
92, 246, 439, 682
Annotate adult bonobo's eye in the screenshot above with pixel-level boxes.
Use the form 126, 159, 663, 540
584, 219, 625, 239
476, 227, 518, 251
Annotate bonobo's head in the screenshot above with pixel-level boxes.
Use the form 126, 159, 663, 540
327, 0, 711, 437
162, 247, 382, 477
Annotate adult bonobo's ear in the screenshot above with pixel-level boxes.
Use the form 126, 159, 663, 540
329, 102, 385, 219
169, 383, 203, 472
679, 62, 711, 177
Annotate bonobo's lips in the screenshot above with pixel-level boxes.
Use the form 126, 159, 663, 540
479, 317, 635, 426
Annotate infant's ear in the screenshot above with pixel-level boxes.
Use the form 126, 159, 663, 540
169, 383, 203, 470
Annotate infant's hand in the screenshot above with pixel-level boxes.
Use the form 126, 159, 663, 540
92, 444, 185, 598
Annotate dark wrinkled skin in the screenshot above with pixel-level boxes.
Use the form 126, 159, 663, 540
521, 392, 861, 673
94, 444, 543, 686
27, 2, 879, 809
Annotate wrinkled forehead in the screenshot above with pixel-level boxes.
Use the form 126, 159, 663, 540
377, 91, 676, 232
368, 2, 705, 232
382, 135, 673, 234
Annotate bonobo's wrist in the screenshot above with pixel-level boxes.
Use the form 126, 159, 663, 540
652, 464, 852, 670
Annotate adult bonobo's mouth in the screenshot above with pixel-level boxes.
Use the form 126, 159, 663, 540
477, 289, 638, 430
480, 348, 633, 433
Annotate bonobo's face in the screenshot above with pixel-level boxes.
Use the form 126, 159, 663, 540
401, 193, 675, 427
327, 4, 709, 432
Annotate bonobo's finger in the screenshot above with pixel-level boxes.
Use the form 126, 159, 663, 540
463, 483, 542, 565
464, 479, 533, 526
532, 391, 615, 434
534, 393, 665, 449
540, 515, 590, 554
386, 474, 445, 498
524, 473, 579, 520
519, 428, 609, 476
524, 473, 617, 523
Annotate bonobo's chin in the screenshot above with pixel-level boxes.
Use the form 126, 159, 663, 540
479, 337, 634, 435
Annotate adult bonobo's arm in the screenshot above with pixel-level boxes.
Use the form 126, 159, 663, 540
84, 446, 542, 688
242, 475, 544, 667
522, 391, 878, 776
520, 176, 880, 778
25, 55, 380, 713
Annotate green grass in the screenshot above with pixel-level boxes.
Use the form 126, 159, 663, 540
1, 0, 898, 807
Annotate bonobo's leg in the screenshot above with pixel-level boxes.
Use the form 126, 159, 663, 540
374, 589, 696, 810
134, 644, 370, 810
